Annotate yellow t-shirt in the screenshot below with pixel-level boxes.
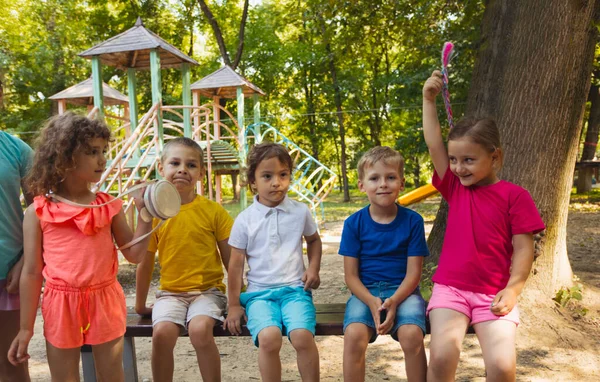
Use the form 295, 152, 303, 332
148, 195, 233, 293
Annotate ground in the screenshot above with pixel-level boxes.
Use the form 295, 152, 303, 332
23, 195, 600, 381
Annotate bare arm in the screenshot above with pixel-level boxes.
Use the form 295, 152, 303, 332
217, 238, 231, 272
135, 251, 156, 316
491, 233, 535, 315
389, 256, 423, 305
423, 70, 449, 179
111, 210, 153, 264
223, 246, 246, 335
344, 256, 383, 331
302, 232, 322, 290
8, 206, 44, 365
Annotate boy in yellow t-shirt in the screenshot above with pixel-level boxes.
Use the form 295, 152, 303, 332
135, 137, 233, 382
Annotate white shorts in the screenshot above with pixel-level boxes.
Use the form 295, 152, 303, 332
152, 288, 227, 328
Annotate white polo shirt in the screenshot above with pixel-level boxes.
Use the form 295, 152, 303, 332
229, 195, 318, 292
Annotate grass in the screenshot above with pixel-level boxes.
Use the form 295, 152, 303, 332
569, 187, 600, 212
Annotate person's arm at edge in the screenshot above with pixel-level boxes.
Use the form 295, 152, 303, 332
8, 206, 44, 365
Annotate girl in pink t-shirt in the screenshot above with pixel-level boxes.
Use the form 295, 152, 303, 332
423, 71, 544, 381
8, 112, 153, 381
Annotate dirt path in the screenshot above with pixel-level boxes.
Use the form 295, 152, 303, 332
23, 209, 600, 381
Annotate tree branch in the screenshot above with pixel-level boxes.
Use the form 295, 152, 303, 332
232, 0, 249, 70
197, 0, 231, 66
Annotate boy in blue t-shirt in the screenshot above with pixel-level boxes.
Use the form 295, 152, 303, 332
339, 146, 429, 382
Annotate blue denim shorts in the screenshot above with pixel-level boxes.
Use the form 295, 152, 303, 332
343, 282, 426, 343
240, 286, 316, 347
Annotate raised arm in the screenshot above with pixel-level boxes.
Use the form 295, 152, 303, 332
491, 233, 535, 316
135, 251, 156, 316
8, 206, 44, 366
111, 210, 153, 264
223, 246, 246, 335
423, 70, 449, 179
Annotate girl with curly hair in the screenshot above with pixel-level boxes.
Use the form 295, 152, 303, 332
8, 112, 153, 381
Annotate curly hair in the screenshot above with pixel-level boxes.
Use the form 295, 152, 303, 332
26, 112, 112, 196
245, 142, 293, 192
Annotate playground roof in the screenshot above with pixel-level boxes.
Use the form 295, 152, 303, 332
79, 17, 198, 70
190, 66, 265, 98
48, 78, 129, 106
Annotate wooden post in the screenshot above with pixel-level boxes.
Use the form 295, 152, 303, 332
213, 95, 222, 203
58, 100, 66, 115
192, 91, 200, 140
237, 87, 246, 210
253, 93, 260, 139
182, 63, 192, 138
149, 49, 163, 149
91, 56, 104, 120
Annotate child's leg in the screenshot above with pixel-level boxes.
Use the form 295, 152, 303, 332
186, 290, 226, 382
396, 325, 426, 382
257, 326, 283, 382
152, 322, 180, 381
427, 308, 470, 382
91, 336, 125, 382
281, 287, 319, 381
188, 316, 220, 382
289, 329, 319, 382
46, 341, 81, 382
391, 291, 427, 382
0, 309, 30, 381
473, 320, 517, 382
343, 323, 372, 382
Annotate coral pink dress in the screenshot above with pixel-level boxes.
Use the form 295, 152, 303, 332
34, 192, 127, 348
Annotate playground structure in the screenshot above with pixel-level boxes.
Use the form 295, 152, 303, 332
397, 183, 439, 206
57, 18, 336, 223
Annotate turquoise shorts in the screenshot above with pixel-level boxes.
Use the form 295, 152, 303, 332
240, 286, 316, 347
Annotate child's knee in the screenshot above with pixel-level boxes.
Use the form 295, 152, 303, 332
343, 324, 371, 352
258, 327, 282, 353
289, 329, 316, 352
486, 355, 516, 379
152, 321, 180, 348
188, 317, 216, 348
396, 325, 424, 354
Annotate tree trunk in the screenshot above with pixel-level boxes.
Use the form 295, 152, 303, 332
428, 0, 600, 296
577, 75, 600, 192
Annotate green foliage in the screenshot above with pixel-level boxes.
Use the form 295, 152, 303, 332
553, 276, 588, 317
419, 262, 437, 301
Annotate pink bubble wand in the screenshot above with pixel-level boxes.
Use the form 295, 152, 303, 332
441, 42, 457, 129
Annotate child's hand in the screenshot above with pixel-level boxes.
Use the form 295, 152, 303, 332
5, 257, 24, 294
224, 305, 245, 335
423, 70, 443, 102
302, 268, 321, 290
377, 298, 398, 335
367, 296, 384, 332
135, 304, 153, 317
130, 181, 147, 211
491, 288, 518, 316
8, 330, 32, 366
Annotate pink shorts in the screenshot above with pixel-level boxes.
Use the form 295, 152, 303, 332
0, 279, 20, 311
42, 279, 126, 349
426, 283, 519, 326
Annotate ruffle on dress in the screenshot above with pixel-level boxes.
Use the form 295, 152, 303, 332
34, 192, 123, 236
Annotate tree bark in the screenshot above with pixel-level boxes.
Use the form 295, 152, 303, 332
428, 0, 600, 296
197, 0, 249, 70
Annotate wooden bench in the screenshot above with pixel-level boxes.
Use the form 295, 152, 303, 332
80, 303, 472, 382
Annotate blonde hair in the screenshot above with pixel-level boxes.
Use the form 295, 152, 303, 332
357, 146, 404, 180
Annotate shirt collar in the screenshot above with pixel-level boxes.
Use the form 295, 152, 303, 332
252, 194, 290, 216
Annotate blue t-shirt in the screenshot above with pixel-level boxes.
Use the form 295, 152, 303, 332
339, 204, 429, 286
0, 132, 33, 280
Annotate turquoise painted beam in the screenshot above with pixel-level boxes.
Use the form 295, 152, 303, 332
150, 49, 163, 149
91, 56, 104, 120
182, 63, 192, 138
253, 94, 260, 138
127, 68, 141, 159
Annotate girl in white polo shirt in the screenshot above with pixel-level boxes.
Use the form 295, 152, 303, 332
225, 142, 322, 382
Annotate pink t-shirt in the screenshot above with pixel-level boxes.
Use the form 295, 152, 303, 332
432, 167, 545, 294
